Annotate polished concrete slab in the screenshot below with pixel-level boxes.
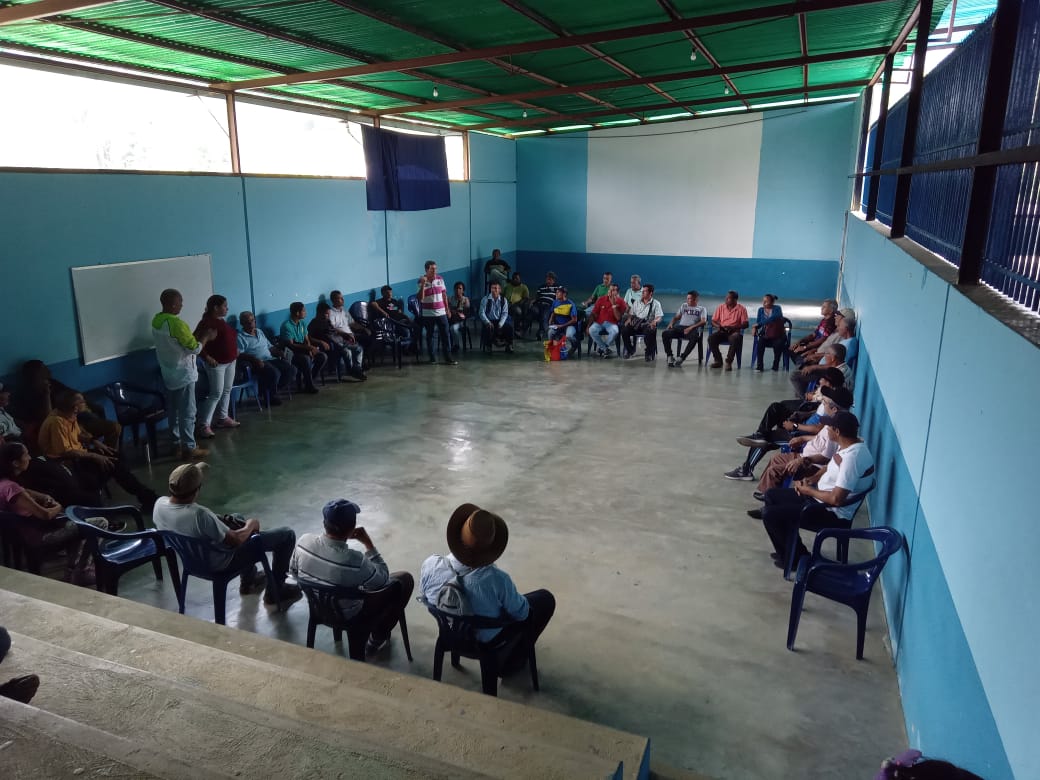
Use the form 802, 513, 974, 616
96, 324, 902, 780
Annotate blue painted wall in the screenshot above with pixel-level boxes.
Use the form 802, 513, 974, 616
753, 103, 857, 260
515, 105, 853, 296
843, 216, 1035, 780
0, 133, 516, 387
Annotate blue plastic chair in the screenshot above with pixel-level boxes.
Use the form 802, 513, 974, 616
300, 580, 413, 662
350, 300, 402, 368
104, 382, 167, 460
782, 476, 877, 579
751, 317, 791, 371
423, 604, 539, 697
787, 526, 904, 659
159, 531, 276, 625
229, 363, 262, 417
66, 505, 178, 596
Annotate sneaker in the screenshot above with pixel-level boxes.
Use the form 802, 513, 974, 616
710, 360, 723, 368
754, 365, 764, 372
264, 582, 303, 608
737, 433, 769, 447
365, 635, 391, 658
0, 674, 40, 704
443, 358, 459, 366
623, 350, 633, 360
747, 508, 763, 519
198, 426, 215, 439
604, 351, 615, 359
667, 356, 675, 367
675, 357, 685, 367
723, 466, 755, 481
725, 361, 733, 371
239, 568, 267, 596
214, 417, 240, 428
644, 352, 653, 362
428, 356, 437, 364
753, 491, 766, 502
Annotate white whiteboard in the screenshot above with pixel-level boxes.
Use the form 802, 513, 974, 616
71, 254, 214, 365
586, 116, 763, 257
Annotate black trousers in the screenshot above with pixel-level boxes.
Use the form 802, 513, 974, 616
356, 572, 415, 642
420, 315, 451, 358
496, 589, 556, 674
661, 326, 701, 358
64, 457, 156, 506
621, 321, 657, 355
756, 336, 786, 369
482, 321, 514, 345
761, 488, 841, 561
708, 329, 743, 363
290, 351, 328, 389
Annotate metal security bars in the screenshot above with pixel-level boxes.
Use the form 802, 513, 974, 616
861, 0, 1040, 315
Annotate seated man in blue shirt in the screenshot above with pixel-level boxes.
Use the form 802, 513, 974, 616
237, 311, 296, 406
420, 503, 555, 674
478, 282, 514, 353
546, 287, 579, 352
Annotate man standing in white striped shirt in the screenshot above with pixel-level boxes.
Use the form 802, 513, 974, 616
290, 499, 414, 659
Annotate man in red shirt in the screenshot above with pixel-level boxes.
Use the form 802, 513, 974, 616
708, 290, 749, 370
587, 282, 627, 358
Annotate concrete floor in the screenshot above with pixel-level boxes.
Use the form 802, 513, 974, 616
92, 301, 904, 780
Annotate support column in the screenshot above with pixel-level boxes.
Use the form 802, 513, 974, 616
890, 0, 933, 238
865, 55, 894, 221
958, 0, 1023, 285
852, 85, 874, 211
225, 92, 241, 174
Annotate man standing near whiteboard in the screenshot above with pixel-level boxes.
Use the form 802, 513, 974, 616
152, 289, 215, 460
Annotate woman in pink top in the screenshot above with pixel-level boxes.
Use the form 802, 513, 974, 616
0, 442, 97, 584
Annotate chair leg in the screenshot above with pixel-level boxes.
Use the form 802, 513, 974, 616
151, 557, 164, 582
398, 610, 413, 662
176, 573, 188, 614
346, 627, 367, 662
333, 627, 344, 644
854, 602, 869, 660
787, 582, 808, 651
432, 638, 445, 681
306, 619, 317, 649
528, 646, 540, 692
451, 651, 462, 669
479, 656, 499, 696
213, 580, 228, 625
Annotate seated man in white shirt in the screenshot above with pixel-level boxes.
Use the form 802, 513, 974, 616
152, 462, 302, 609
420, 503, 555, 675
620, 284, 665, 361
754, 411, 875, 569
290, 499, 414, 659
237, 311, 296, 406
329, 290, 373, 368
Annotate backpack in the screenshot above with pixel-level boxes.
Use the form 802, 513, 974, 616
433, 557, 473, 616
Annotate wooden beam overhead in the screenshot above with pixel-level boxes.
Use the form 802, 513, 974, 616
374, 46, 888, 117
0, 0, 117, 26
210, 0, 889, 91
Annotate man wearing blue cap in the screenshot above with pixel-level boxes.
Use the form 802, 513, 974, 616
290, 499, 414, 659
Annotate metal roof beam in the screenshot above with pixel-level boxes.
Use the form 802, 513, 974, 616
374, 46, 887, 117
471, 80, 869, 132
499, 0, 679, 117
869, 0, 923, 86
655, 0, 747, 109
321, 0, 572, 116
211, 0, 889, 91
0, 0, 117, 25
798, 13, 809, 102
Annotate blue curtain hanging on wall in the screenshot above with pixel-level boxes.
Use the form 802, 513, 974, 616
362, 125, 451, 211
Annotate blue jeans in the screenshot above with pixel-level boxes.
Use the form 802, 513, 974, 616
420, 314, 451, 359
588, 321, 618, 350
168, 382, 197, 451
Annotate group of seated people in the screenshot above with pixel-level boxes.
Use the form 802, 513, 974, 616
709, 301, 870, 571
149, 461, 555, 668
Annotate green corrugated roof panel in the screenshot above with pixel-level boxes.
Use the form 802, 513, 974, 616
268, 82, 411, 110
729, 66, 805, 94
0, 20, 274, 80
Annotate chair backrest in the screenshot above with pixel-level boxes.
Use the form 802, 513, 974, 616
840, 475, 877, 520
299, 580, 366, 627
158, 530, 231, 579
809, 525, 904, 592
348, 300, 369, 325
406, 294, 421, 320
104, 382, 165, 421
424, 603, 515, 649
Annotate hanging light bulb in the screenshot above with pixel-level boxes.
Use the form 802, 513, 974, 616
724, 86, 731, 95
690, 49, 697, 62
523, 110, 528, 118
433, 86, 439, 98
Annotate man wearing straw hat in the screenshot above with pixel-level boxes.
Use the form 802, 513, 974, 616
420, 503, 555, 673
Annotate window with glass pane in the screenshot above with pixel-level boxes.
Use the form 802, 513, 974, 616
0, 62, 231, 172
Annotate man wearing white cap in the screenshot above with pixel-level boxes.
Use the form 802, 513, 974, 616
291, 499, 414, 658
420, 503, 555, 674
152, 462, 302, 608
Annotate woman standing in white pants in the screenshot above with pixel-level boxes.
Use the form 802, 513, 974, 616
196, 294, 241, 439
